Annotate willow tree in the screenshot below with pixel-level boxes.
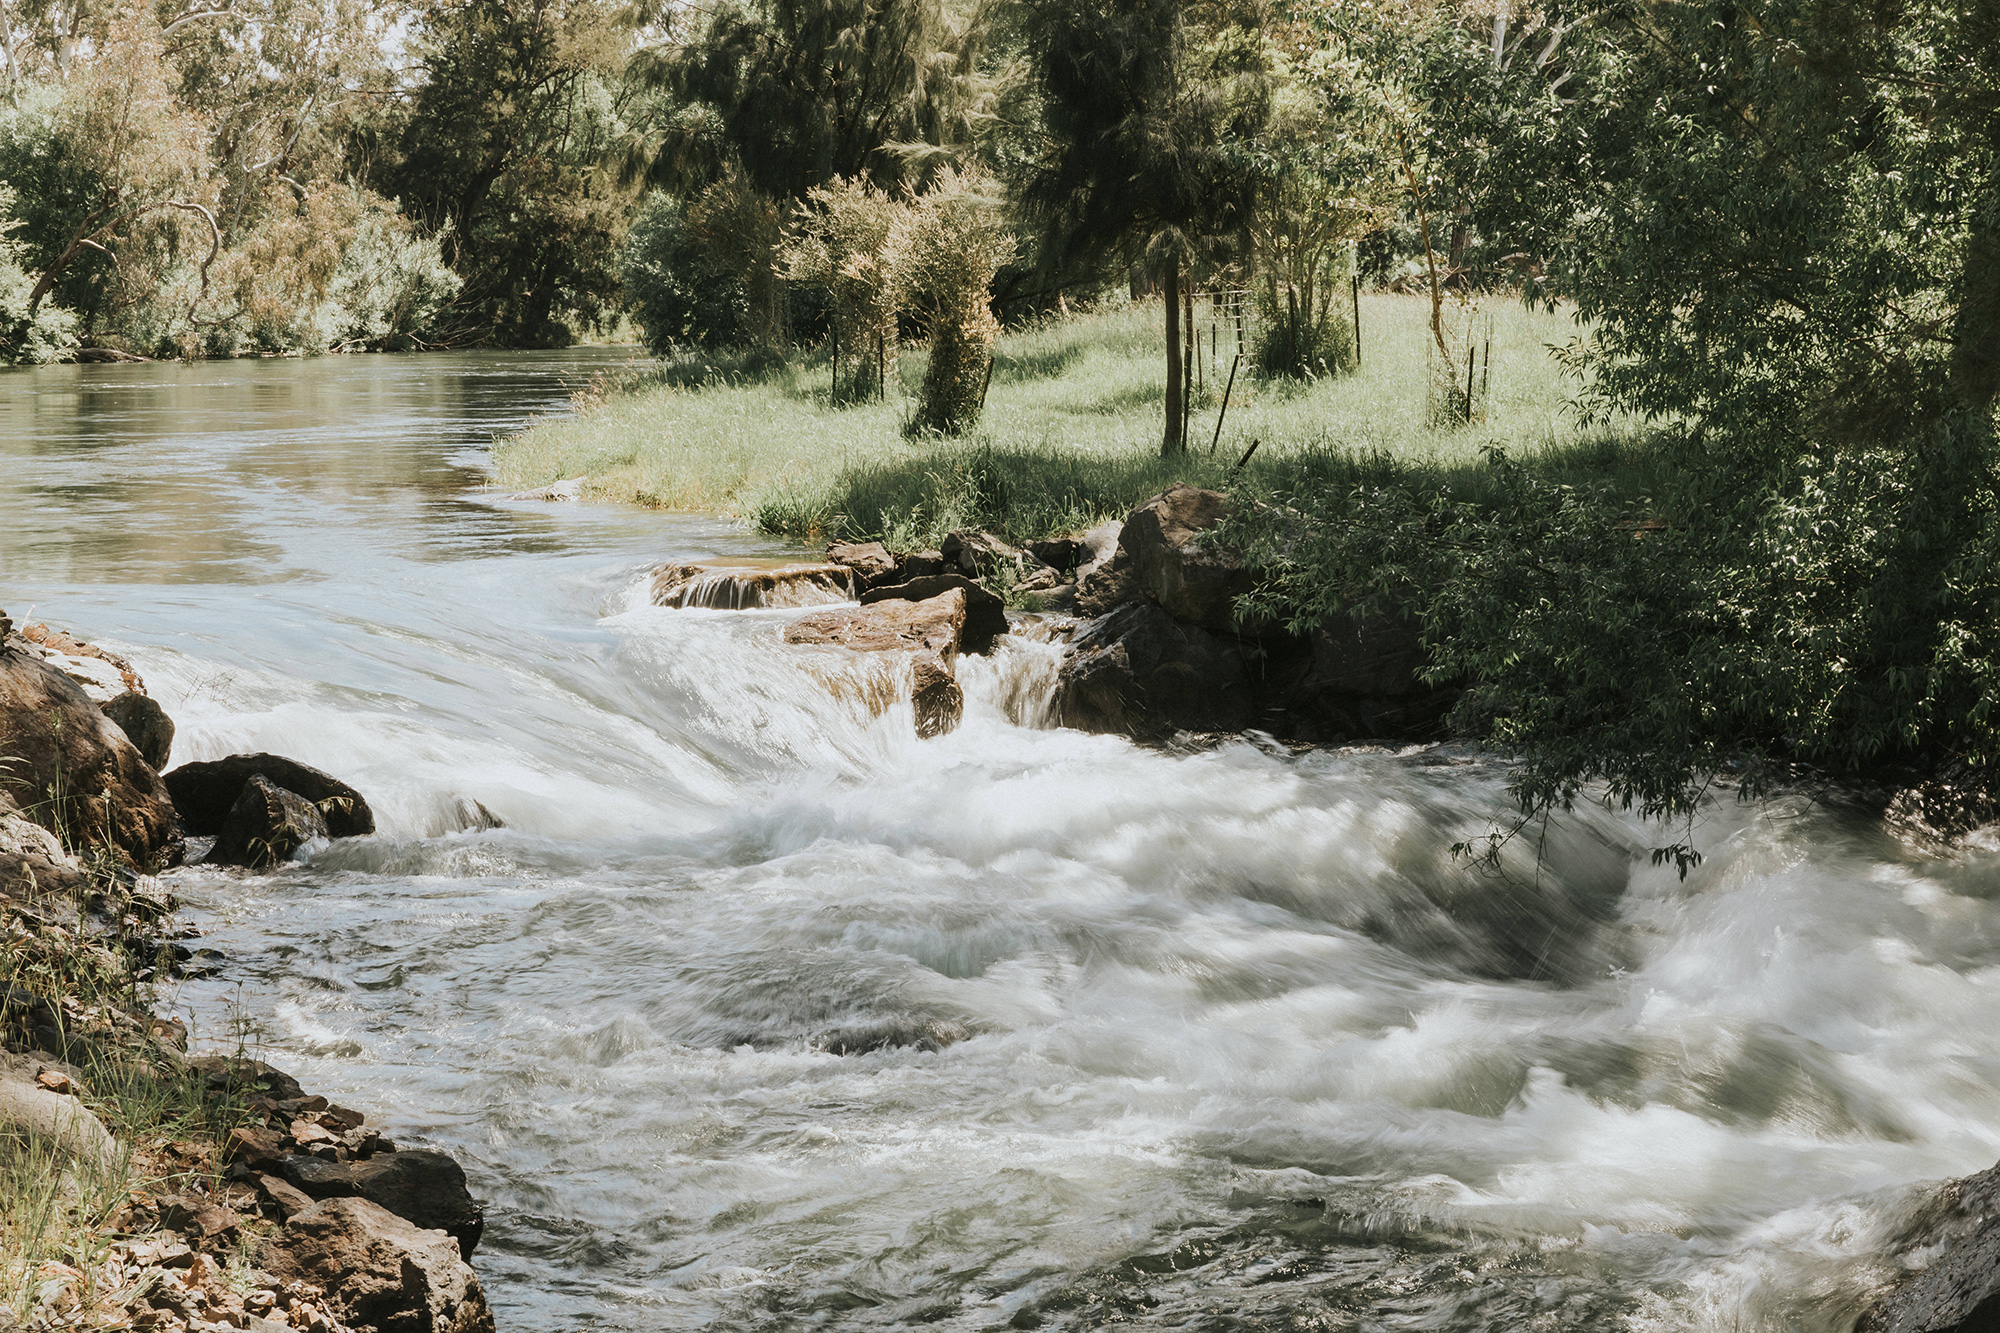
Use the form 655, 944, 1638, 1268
779, 175, 904, 400
1015, 0, 1268, 454
888, 164, 1016, 434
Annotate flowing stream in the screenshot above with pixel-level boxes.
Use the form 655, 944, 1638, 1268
7, 351, 2000, 1331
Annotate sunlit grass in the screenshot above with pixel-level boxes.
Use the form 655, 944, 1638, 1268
493, 293, 1635, 546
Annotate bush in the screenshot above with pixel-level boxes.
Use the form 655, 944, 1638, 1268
1252, 246, 1355, 380
887, 165, 1015, 436
0, 187, 76, 364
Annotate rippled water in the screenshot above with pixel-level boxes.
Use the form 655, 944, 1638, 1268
6, 351, 2000, 1331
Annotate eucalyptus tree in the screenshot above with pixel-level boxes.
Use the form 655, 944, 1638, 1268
1014, 0, 1270, 454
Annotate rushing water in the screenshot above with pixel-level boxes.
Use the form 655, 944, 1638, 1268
6, 351, 2000, 1331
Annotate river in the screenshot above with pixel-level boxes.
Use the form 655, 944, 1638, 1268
5, 350, 2000, 1332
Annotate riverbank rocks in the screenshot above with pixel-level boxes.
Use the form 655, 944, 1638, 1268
263, 1197, 495, 1333
1117, 482, 1256, 634
651, 561, 856, 609
208, 775, 330, 867
164, 753, 375, 839
0, 619, 183, 867
786, 589, 967, 737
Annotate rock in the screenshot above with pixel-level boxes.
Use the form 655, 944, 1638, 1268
1073, 551, 1139, 618
0, 1053, 115, 1167
17, 621, 146, 701
824, 541, 899, 590
1025, 537, 1084, 571
941, 530, 1024, 577
0, 631, 183, 867
278, 1149, 485, 1259
228, 1126, 289, 1171
190, 1055, 307, 1101
257, 1172, 317, 1220
910, 657, 965, 740
507, 477, 582, 501
861, 575, 1008, 655
788, 588, 966, 659
207, 776, 329, 868
650, 561, 856, 609
163, 754, 374, 838
1054, 602, 1253, 742
1117, 483, 1257, 634
1860, 1159, 2000, 1332
1074, 519, 1123, 576
102, 691, 174, 770
159, 1193, 243, 1244
785, 591, 968, 739
890, 549, 948, 582
261, 1197, 495, 1333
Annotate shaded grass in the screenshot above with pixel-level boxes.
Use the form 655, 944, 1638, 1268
493, 295, 1645, 547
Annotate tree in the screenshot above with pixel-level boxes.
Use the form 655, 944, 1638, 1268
378, 0, 638, 344
778, 174, 904, 399
887, 162, 1015, 433
1015, 0, 1269, 454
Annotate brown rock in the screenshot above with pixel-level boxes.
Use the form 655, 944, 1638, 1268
206, 776, 328, 868
227, 1125, 288, 1171
824, 541, 898, 590
786, 589, 966, 660
262, 1197, 495, 1333
890, 550, 947, 581
1117, 483, 1258, 634
256, 1173, 317, 1220
1025, 537, 1084, 571
159, 1193, 242, 1244
650, 561, 855, 609
163, 754, 373, 839
280, 1148, 485, 1258
860, 575, 1008, 655
941, 530, 1024, 577
911, 657, 964, 739
191, 1056, 307, 1101
102, 691, 174, 771
0, 632, 183, 867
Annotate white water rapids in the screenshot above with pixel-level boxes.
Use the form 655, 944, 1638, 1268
6, 351, 2000, 1331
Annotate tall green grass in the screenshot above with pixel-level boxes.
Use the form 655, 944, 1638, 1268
493, 294, 1638, 547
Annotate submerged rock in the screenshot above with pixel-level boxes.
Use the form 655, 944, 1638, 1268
164, 753, 374, 839
651, 561, 856, 609
0, 623, 183, 867
207, 775, 329, 868
785, 589, 968, 737
262, 1197, 495, 1333
1861, 1159, 2000, 1332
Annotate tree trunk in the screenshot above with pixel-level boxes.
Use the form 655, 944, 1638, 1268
1163, 260, 1184, 455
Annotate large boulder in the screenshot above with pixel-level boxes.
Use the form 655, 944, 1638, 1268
279, 1148, 485, 1259
0, 628, 183, 868
860, 574, 1008, 655
1116, 483, 1257, 634
261, 1197, 495, 1333
163, 754, 374, 839
785, 589, 968, 738
207, 775, 330, 868
1861, 1160, 2000, 1332
1054, 602, 1254, 741
941, 529, 1025, 578
651, 561, 856, 609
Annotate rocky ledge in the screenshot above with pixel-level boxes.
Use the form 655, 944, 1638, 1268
1, 611, 495, 1333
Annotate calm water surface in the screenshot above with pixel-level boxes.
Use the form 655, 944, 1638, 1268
5, 351, 2000, 1332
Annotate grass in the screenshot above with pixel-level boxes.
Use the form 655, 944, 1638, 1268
493, 294, 1649, 549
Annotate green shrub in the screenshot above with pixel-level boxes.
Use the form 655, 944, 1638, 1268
620, 191, 750, 353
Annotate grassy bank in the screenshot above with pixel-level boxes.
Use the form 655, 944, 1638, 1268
494, 295, 1650, 548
